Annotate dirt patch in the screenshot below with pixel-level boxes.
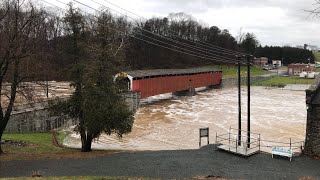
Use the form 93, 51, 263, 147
1, 139, 28, 147
0, 149, 125, 161
299, 177, 318, 180
188, 176, 231, 180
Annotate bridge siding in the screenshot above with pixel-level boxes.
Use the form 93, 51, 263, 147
133, 72, 222, 98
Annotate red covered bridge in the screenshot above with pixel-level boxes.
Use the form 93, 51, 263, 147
116, 68, 222, 98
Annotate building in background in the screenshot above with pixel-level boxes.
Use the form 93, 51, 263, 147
287, 63, 315, 76
253, 57, 268, 67
272, 60, 282, 68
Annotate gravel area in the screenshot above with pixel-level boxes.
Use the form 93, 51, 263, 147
0, 145, 319, 179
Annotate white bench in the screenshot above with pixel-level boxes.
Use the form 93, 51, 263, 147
272, 147, 293, 161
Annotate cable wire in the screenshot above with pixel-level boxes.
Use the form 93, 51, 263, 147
71, 0, 246, 64
42, 0, 249, 64
87, 0, 245, 59
101, 0, 250, 56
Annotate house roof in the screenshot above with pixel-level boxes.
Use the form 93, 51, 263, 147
123, 68, 222, 79
288, 63, 315, 67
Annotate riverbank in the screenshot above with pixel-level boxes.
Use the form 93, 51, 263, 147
253, 76, 314, 87
206, 65, 272, 78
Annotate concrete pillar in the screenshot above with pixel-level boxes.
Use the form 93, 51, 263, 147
173, 88, 196, 96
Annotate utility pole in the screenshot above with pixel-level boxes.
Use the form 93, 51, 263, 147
307, 58, 311, 78
247, 55, 252, 148
46, 75, 49, 98
236, 55, 242, 146
277, 60, 279, 77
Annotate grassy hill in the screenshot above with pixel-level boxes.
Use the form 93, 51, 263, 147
205, 65, 272, 78
313, 51, 320, 62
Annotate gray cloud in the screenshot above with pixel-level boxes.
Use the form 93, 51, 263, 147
42, 0, 320, 47
135, 0, 320, 47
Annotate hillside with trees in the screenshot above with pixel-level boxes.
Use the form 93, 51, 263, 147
255, 46, 315, 65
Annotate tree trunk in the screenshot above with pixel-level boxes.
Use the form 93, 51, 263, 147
80, 127, 87, 152
82, 132, 93, 152
0, 60, 19, 155
0, 128, 4, 154
0, 114, 11, 155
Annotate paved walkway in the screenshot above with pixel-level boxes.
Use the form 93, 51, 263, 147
1, 145, 319, 179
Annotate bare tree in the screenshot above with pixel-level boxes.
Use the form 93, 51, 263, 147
0, 0, 48, 154
236, 27, 246, 45
306, 0, 320, 17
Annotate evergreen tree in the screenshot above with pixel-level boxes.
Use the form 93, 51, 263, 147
49, 9, 133, 152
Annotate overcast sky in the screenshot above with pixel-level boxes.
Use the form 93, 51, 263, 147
42, 0, 320, 47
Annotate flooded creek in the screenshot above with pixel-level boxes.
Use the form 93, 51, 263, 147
64, 86, 307, 152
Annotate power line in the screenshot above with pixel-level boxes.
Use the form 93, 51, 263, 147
125, 30, 237, 63
86, 0, 250, 63
101, 0, 249, 56
72, 0, 250, 64
71, 0, 246, 64
87, 0, 244, 59
72, 0, 251, 64
42, 0, 247, 64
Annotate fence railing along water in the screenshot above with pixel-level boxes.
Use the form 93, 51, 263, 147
259, 139, 304, 153
216, 127, 261, 156
216, 127, 305, 156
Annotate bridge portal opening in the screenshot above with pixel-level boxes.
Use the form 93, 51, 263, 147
114, 73, 132, 91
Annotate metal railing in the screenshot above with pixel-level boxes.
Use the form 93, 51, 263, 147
215, 127, 305, 155
259, 139, 305, 153
215, 127, 261, 155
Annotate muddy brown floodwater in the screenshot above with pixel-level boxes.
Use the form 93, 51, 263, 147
64, 86, 308, 153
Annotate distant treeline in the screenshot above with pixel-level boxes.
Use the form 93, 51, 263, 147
126, 13, 241, 69
254, 46, 315, 65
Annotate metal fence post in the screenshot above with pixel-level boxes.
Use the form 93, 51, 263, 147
290, 138, 292, 149
259, 134, 261, 152
207, 128, 209, 145
215, 132, 217, 144
236, 138, 238, 153
199, 129, 201, 147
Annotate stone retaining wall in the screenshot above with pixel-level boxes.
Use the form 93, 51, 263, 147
124, 92, 140, 112
4, 92, 141, 133
305, 77, 320, 156
4, 109, 76, 133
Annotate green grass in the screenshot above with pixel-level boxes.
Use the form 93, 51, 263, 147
253, 76, 314, 87
313, 51, 320, 62
205, 65, 272, 78
1, 132, 122, 161
2, 132, 65, 154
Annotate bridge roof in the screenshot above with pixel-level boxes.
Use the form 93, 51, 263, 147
124, 68, 222, 79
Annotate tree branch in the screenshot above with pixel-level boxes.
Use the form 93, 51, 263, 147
114, 37, 124, 56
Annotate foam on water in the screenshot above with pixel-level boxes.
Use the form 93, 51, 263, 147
64, 86, 307, 152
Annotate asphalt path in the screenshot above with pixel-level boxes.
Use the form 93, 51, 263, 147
1, 145, 319, 179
